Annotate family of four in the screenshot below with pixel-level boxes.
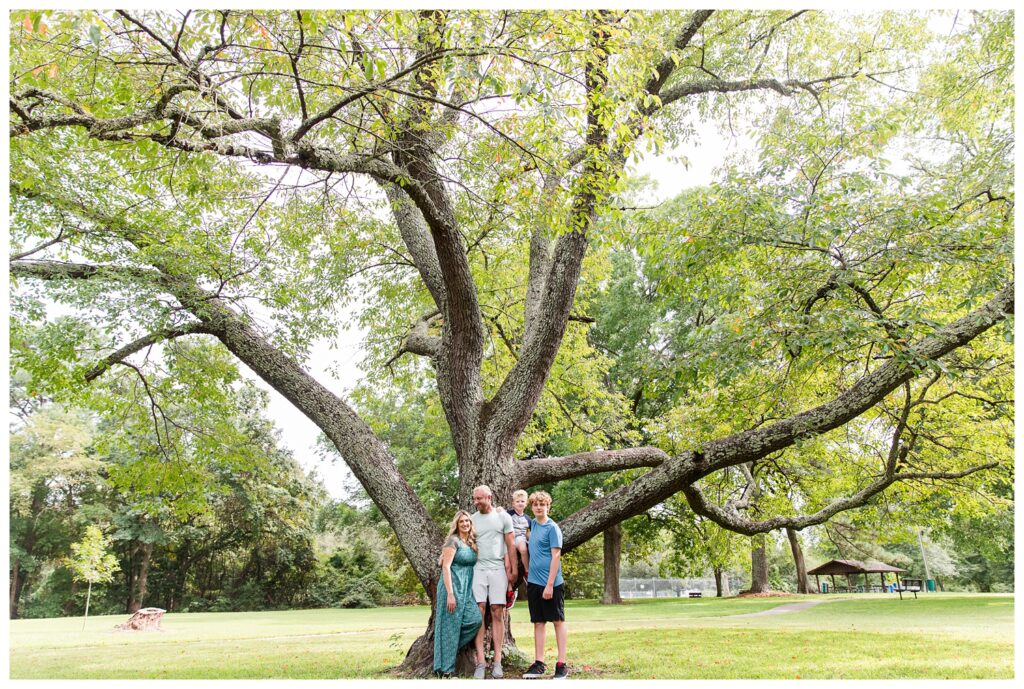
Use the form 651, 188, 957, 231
433, 485, 568, 679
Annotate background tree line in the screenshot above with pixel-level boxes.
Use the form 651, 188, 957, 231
11, 302, 1011, 620
9, 339, 422, 619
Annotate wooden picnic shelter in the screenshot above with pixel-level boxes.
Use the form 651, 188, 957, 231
807, 559, 907, 594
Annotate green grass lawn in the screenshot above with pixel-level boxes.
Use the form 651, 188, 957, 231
8, 593, 1013, 679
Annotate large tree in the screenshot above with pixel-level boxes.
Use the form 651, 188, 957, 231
9, 9, 1012, 672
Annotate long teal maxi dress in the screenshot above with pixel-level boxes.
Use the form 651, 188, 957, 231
433, 537, 482, 675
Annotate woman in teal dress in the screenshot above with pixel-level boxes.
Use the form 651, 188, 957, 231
433, 510, 482, 677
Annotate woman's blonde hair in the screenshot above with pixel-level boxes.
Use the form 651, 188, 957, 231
438, 510, 478, 564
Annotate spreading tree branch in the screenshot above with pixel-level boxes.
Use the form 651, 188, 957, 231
518, 446, 669, 486
487, 12, 612, 456
522, 11, 713, 343
11, 236, 445, 594
84, 324, 216, 381
380, 11, 486, 464
559, 282, 1013, 550
10, 259, 164, 284
384, 312, 442, 367
681, 463, 996, 536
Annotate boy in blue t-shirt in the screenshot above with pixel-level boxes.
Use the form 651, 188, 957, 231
521, 490, 568, 680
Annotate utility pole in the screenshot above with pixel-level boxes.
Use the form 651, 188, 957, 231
917, 529, 933, 592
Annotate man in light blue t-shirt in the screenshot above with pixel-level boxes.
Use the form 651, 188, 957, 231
470, 485, 515, 679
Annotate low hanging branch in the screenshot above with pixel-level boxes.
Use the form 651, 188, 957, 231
11, 253, 447, 592
84, 324, 216, 381
518, 446, 670, 486
680, 462, 998, 536
559, 281, 1013, 550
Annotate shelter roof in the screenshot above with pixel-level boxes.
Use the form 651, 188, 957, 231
807, 559, 907, 575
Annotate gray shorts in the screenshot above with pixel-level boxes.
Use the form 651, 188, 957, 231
514, 535, 527, 547
473, 567, 509, 605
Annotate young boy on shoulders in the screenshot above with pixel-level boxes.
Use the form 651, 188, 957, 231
521, 491, 568, 680
507, 489, 530, 588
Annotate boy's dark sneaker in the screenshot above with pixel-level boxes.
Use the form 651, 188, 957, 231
506, 588, 517, 609
553, 662, 568, 679
522, 661, 546, 679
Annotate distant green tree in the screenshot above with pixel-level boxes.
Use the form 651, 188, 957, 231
67, 526, 121, 630
660, 509, 746, 597
9, 400, 104, 618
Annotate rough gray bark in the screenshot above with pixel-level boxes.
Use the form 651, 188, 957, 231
522, 228, 553, 348
749, 534, 770, 593
383, 183, 446, 311
786, 527, 810, 594
601, 523, 623, 605
519, 446, 668, 486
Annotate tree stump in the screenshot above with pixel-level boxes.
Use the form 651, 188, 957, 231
115, 607, 166, 631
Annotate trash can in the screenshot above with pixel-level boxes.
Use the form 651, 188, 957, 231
821, 582, 828, 593
926, 579, 936, 592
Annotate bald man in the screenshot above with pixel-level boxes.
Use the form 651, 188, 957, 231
470, 485, 516, 679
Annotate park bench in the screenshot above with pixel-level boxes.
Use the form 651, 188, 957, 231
895, 579, 922, 600
688, 591, 702, 598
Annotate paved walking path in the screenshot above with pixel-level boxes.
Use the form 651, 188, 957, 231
731, 597, 836, 617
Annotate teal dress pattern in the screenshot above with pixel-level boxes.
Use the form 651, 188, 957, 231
433, 537, 482, 674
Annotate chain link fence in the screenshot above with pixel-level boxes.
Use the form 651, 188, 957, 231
619, 575, 744, 598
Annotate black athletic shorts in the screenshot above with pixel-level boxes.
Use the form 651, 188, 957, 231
527, 582, 565, 623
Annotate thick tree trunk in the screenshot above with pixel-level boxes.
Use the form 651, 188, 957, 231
713, 567, 727, 597
64, 580, 79, 616
398, 604, 438, 677
749, 534, 770, 593
786, 527, 810, 594
126, 542, 139, 613
601, 523, 623, 604
398, 597, 521, 677
132, 542, 153, 613
9, 559, 23, 619
11, 489, 45, 619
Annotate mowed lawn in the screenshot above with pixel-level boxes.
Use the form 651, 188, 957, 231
9, 593, 1013, 679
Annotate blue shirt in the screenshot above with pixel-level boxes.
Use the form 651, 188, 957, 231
527, 518, 564, 587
